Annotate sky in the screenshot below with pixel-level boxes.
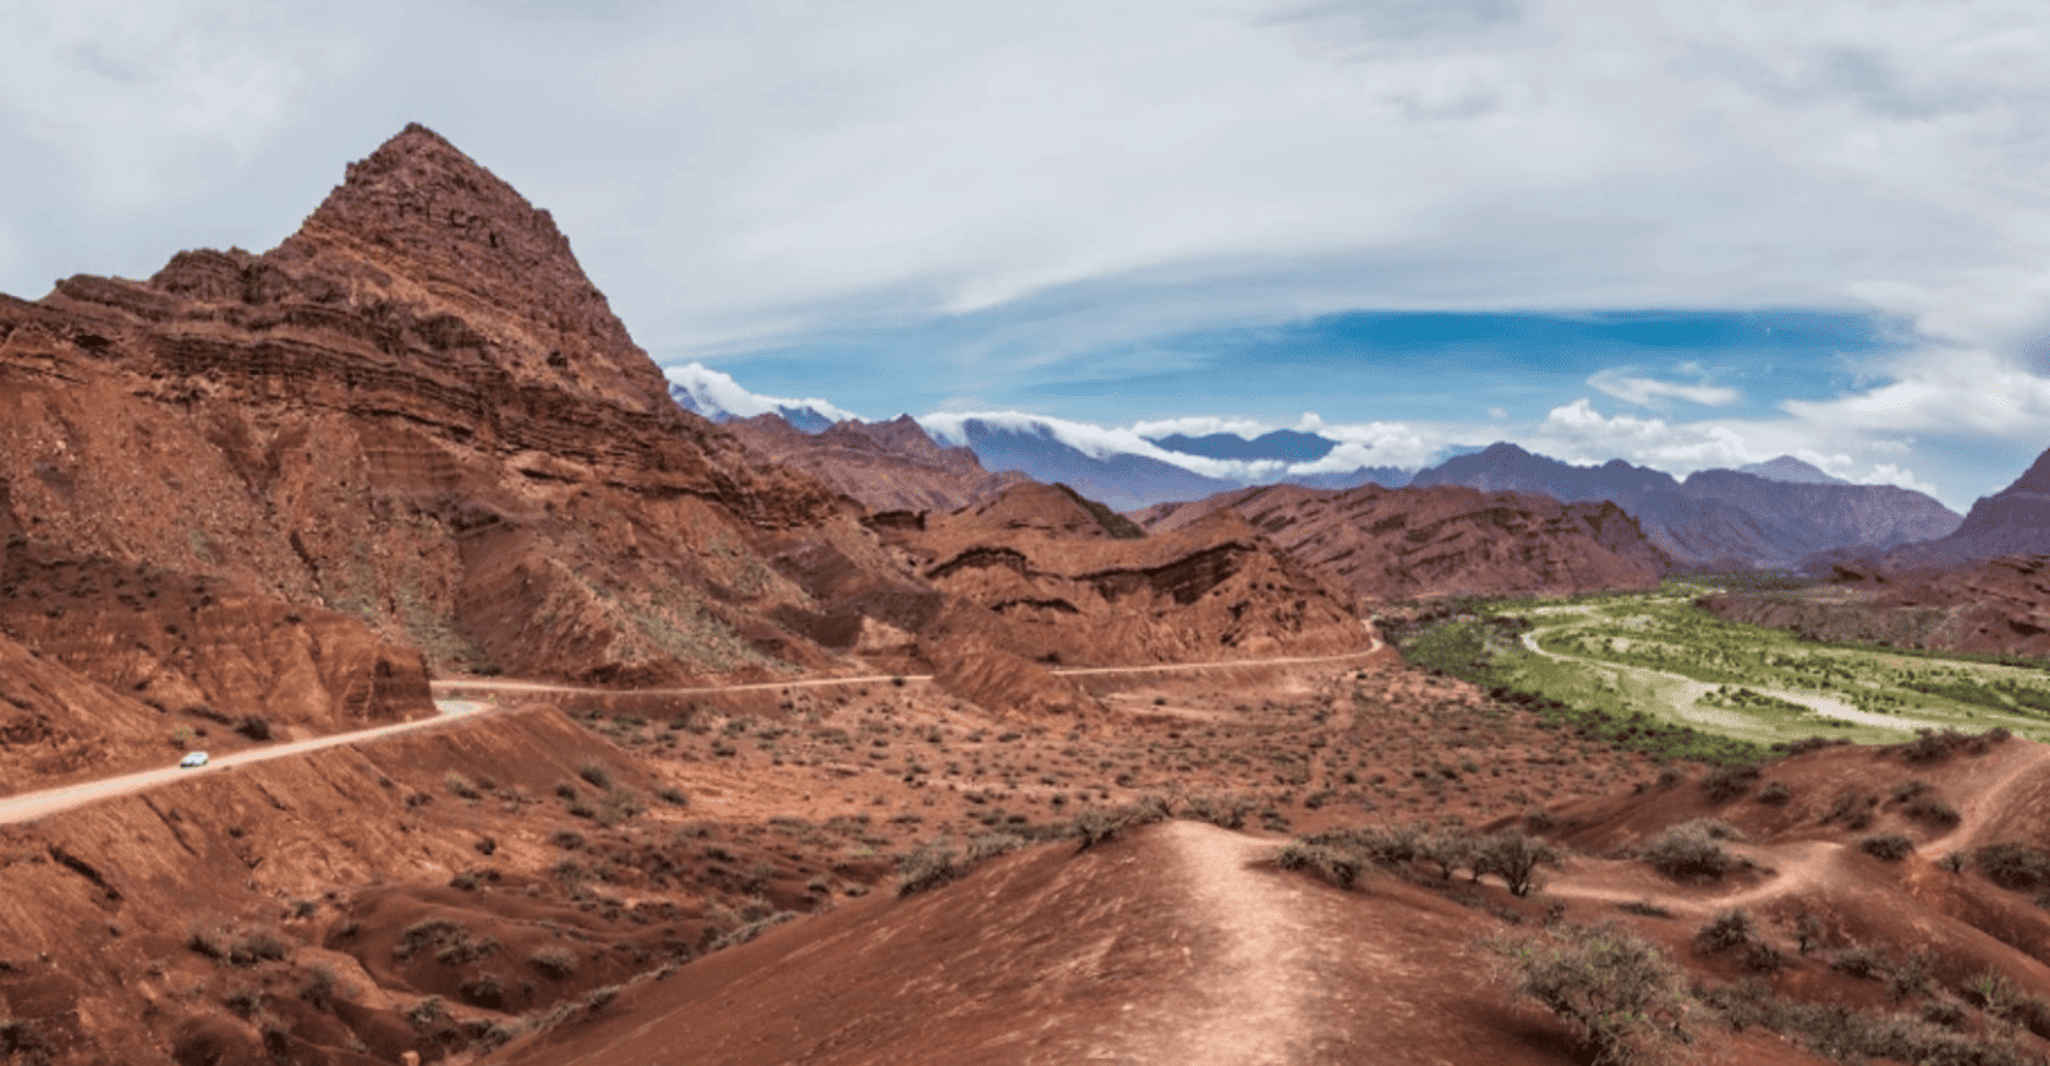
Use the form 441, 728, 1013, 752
6, 1, 2050, 510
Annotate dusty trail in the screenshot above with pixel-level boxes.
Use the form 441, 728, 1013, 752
1110, 822, 1327, 1065
0, 700, 494, 827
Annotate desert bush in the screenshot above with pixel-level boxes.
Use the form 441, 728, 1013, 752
0, 1018, 52, 1063
186, 926, 228, 961
529, 946, 578, 979
896, 842, 961, 897
655, 786, 689, 807
1180, 793, 1257, 830
1694, 908, 1753, 954
1640, 823, 1732, 882
1702, 981, 2034, 1066
1475, 829, 1561, 898
1898, 728, 1979, 764
1699, 764, 1761, 803
1830, 944, 1888, 980
577, 761, 614, 789
1976, 842, 2050, 892
1742, 941, 1787, 975
460, 972, 507, 1009
298, 965, 338, 1011
233, 715, 271, 741
1903, 795, 1961, 828
393, 918, 468, 962
1276, 842, 1365, 890
1616, 900, 1674, 919
1754, 780, 1793, 806
1068, 796, 1171, 851
1487, 922, 1691, 1065
444, 773, 480, 799
1858, 833, 1915, 862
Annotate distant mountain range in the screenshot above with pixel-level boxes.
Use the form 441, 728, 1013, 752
1411, 443, 1960, 570
665, 364, 1975, 569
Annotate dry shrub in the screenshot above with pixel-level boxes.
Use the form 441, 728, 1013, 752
1486, 922, 1691, 1065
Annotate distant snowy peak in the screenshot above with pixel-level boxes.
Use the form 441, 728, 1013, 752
1736, 456, 1850, 485
664, 362, 858, 433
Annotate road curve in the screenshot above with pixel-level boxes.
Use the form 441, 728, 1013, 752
0, 629, 1389, 827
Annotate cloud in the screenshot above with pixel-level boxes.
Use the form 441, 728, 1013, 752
1587, 368, 1741, 408
662, 362, 861, 422
1781, 347, 2050, 440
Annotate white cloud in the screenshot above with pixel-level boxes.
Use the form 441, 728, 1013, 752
662, 362, 862, 422
1128, 415, 1275, 440
1587, 368, 1741, 408
1781, 347, 2050, 439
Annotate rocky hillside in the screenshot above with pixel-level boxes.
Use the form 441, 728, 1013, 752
1411, 443, 1960, 569
723, 412, 1031, 514
1132, 481, 1667, 601
877, 483, 1374, 667
0, 124, 885, 694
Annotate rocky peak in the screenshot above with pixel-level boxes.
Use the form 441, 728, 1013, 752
2000, 445, 2050, 497
263, 123, 671, 414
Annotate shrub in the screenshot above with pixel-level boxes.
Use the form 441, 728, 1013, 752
1487, 922, 1691, 1065
460, 971, 507, 1009
1830, 945, 1888, 980
0, 1018, 52, 1062
655, 786, 689, 807
393, 918, 468, 962
529, 946, 579, 979
1858, 834, 1915, 862
1742, 942, 1787, 975
298, 965, 337, 1011
1640, 823, 1731, 882
1276, 842, 1365, 890
1616, 900, 1674, 919
1902, 796, 1960, 828
228, 930, 289, 967
233, 715, 271, 741
1754, 780, 1793, 806
577, 762, 613, 789
1977, 842, 2050, 891
1476, 829, 1561, 898
1700, 764, 1761, 803
896, 842, 961, 897
1180, 793, 1257, 830
1694, 908, 1753, 954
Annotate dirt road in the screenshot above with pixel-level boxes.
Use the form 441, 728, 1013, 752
0, 699, 491, 827
0, 632, 1391, 828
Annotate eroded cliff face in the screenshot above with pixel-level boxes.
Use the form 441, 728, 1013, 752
0, 125, 854, 693
881, 484, 1373, 667
723, 413, 1032, 515
1133, 482, 1668, 602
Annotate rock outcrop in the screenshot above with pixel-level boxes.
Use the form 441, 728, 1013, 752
880, 483, 1373, 666
724, 413, 1031, 514
1133, 482, 1668, 601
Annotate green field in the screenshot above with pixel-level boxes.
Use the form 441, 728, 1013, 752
1390, 583, 2050, 764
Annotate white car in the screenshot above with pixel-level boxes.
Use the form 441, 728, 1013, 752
178, 751, 210, 769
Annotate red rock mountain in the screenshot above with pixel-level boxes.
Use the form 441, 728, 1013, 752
724, 412, 1031, 514
1132, 482, 1667, 601
878, 483, 1373, 667
0, 125, 853, 701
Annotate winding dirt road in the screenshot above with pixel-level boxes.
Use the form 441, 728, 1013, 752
0, 633, 1391, 830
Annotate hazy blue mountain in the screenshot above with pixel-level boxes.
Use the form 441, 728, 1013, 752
1150, 429, 1337, 462
1737, 456, 1850, 485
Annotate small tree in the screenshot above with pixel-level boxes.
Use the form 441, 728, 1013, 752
1488, 922, 1692, 1065
1479, 829, 1561, 898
